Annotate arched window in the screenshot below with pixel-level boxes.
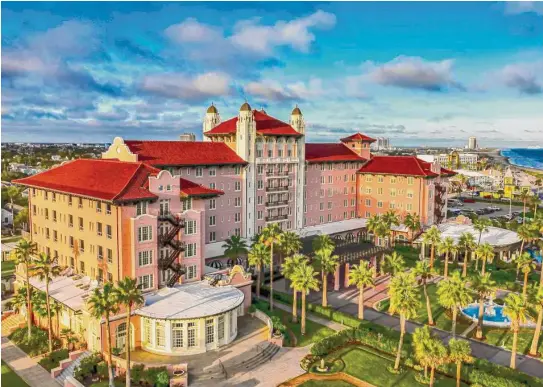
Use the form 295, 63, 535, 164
115, 322, 134, 351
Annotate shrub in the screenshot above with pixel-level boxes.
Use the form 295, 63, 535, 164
8, 326, 60, 357
156, 370, 170, 387
130, 363, 145, 384
38, 348, 69, 371
74, 353, 102, 382
143, 366, 168, 386
96, 362, 109, 381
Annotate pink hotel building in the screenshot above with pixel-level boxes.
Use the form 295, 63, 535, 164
14, 103, 453, 355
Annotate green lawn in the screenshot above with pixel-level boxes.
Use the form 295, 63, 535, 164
89, 381, 125, 387
1, 260, 16, 278
375, 283, 472, 335
253, 300, 336, 347
300, 381, 354, 387
1, 360, 29, 387
329, 346, 465, 387
472, 326, 542, 355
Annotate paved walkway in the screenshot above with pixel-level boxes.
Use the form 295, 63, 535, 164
1, 336, 61, 387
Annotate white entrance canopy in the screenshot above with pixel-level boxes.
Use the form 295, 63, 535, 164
415, 223, 520, 248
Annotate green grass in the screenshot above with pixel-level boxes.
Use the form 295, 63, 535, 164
1, 260, 16, 278
253, 299, 336, 347
89, 381, 125, 387
300, 381, 354, 387
471, 326, 542, 355
375, 283, 472, 335
332, 346, 466, 387
1, 360, 29, 387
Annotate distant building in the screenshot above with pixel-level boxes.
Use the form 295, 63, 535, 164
418, 151, 478, 170
51, 155, 62, 161
179, 133, 196, 142
468, 136, 477, 150
371, 137, 391, 151
1, 209, 13, 227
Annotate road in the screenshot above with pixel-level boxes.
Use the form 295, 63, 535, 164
449, 200, 525, 219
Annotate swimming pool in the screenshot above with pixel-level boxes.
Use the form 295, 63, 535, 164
528, 249, 542, 264
461, 302, 535, 328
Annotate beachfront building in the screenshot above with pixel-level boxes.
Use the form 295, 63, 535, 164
503, 167, 533, 199
12, 102, 455, 357
418, 151, 479, 170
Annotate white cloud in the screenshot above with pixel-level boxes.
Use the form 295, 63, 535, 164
366, 56, 463, 92
500, 62, 542, 95
230, 10, 336, 55
164, 18, 221, 43
505, 1, 543, 16
140, 72, 232, 101
243, 78, 324, 101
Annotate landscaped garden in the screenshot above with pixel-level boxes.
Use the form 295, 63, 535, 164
1, 360, 29, 387
8, 326, 61, 357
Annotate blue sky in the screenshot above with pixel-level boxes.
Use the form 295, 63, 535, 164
2, 1, 543, 147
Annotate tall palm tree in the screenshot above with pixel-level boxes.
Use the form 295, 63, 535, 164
473, 218, 491, 247
529, 195, 541, 218
10, 287, 29, 315
472, 273, 496, 340
260, 224, 283, 311
403, 213, 421, 246
382, 252, 405, 278
290, 263, 320, 335
516, 252, 536, 299
388, 272, 420, 370
248, 243, 270, 299
475, 242, 495, 275
31, 291, 48, 329
314, 247, 339, 308
426, 335, 447, 387
348, 261, 375, 320
438, 236, 457, 278
281, 253, 308, 323
422, 226, 441, 269
382, 209, 400, 246
114, 277, 144, 387
31, 253, 62, 352
50, 299, 62, 337
5, 186, 21, 234
519, 190, 531, 224
88, 283, 120, 387
529, 287, 543, 357
448, 339, 473, 387
222, 235, 249, 265
366, 214, 386, 246
517, 224, 537, 254
280, 231, 302, 260
503, 293, 531, 369
311, 234, 334, 253
437, 272, 473, 337
413, 325, 432, 378
457, 232, 476, 277
414, 260, 436, 326
14, 239, 37, 340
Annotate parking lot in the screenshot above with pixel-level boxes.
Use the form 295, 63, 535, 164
448, 198, 525, 220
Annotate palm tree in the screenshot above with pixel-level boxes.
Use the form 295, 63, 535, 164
50, 299, 63, 337
529, 195, 541, 218
437, 272, 473, 337
314, 247, 339, 308
403, 213, 421, 246
348, 261, 375, 319
14, 239, 37, 340
222, 235, 249, 265
413, 325, 432, 378
5, 186, 21, 234
10, 286, 29, 314
31, 291, 48, 328
517, 224, 537, 254
414, 260, 436, 326
519, 190, 531, 224
248, 243, 270, 299
281, 253, 308, 323
311, 234, 334, 253
516, 252, 536, 299
88, 283, 120, 387
382, 209, 400, 246
473, 218, 491, 247
280, 231, 302, 261
290, 263, 320, 335
114, 277, 144, 387
503, 293, 531, 369
475, 242, 495, 275
382, 252, 405, 278
388, 272, 420, 370
438, 236, 457, 279
260, 224, 283, 311
472, 273, 496, 340
366, 214, 386, 246
529, 287, 543, 357
457, 232, 476, 277
31, 253, 62, 352
426, 335, 448, 387
422, 226, 441, 269
448, 339, 473, 387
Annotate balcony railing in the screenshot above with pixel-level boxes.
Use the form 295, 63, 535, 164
265, 214, 288, 222
265, 200, 289, 207
266, 185, 289, 192
266, 170, 290, 177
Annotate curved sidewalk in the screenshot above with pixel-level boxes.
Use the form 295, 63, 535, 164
1, 336, 61, 387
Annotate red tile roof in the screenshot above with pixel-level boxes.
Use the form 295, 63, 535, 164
13, 159, 160, 202
358, 156, 448, 177
440, 167, 457, 176
179, 178, 224, 197
205, 110, 301, 137
305, 143, 366, 163
340, 133, 376, 143
124, 141, 246, 167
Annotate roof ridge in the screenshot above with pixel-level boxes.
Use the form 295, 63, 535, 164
112, 163, 148, 201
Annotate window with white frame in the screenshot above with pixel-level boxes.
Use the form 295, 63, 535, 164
185, 243, 197, 258
235, 197, 241, 207
205, 318, 215, 344
196, 167, 203, 177
234, 181, 241, 191
257, 196, 263, 205
138, 274, 153, 290
209, 216, 216, 226
209, 168, 216, 176
407, 190, 414, 199
218, 315, 225, 340
143, 318, 152, 345
138, 250, 153, 266
209, 231, 216, 242
365, 199, 371, 207
257, 211, 263, 220
234, 213, 241, 222
156, 321, 165, 348
185, 220, 196, 235
378, 201, 383, 208
407, 177, 414, 185
136, 202, 147, 216
172, 322, 183, 348
209, 199, 216, 210
257, 180, 263, 189
138, 226, 152, 242
182, 197, 192, 211
188, 322, 197, 348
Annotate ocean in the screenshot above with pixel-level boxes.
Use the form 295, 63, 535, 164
501, 148, 543, 171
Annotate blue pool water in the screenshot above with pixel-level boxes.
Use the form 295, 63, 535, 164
462, 304, 510, 324
528, 249, 542, 264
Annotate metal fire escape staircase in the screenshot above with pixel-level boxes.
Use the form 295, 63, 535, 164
157, 212, 186, 287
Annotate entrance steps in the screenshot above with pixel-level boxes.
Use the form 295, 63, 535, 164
55, 351, 92, 386
1, 313, 25, 336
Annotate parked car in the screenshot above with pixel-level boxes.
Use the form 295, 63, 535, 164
462, 198, 475, 203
